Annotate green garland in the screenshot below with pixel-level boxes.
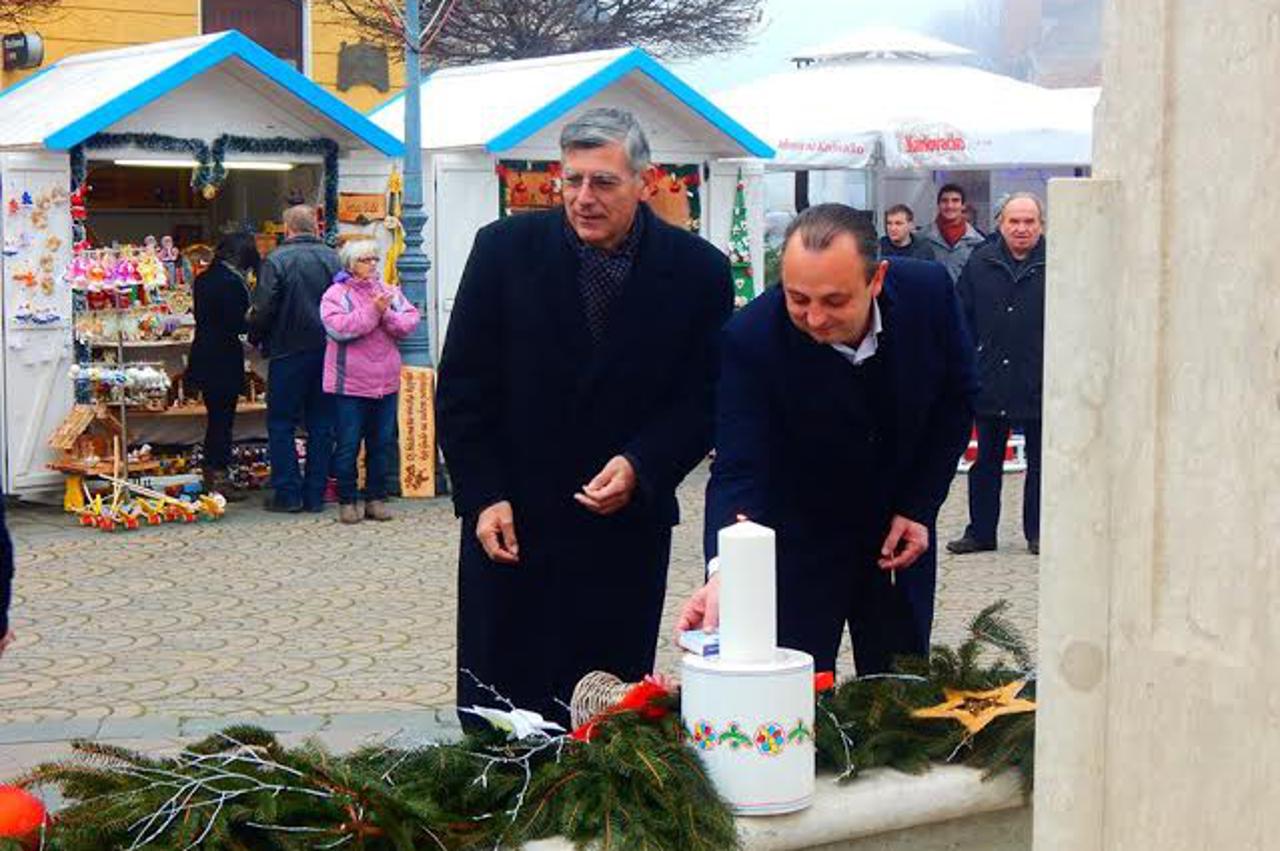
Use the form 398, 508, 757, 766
12, 711, 735, 851
70, 133, 341, 244
7, 602, 1035, 850
70, 133, 214, 188
814, 601, 1037, 792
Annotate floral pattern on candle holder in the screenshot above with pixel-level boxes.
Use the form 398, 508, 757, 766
754, 723, 787, 756
689, 720, 718, 751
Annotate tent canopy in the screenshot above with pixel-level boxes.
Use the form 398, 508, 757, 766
0, 31, 403, 155
791, 26, 975, 63
369, 47, 773, 158
715, 30, 1096, 171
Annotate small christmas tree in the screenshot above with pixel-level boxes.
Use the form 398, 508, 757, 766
729, 169, 755, 307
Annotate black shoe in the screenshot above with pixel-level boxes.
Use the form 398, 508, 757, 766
946, 536, 996, 555
262, 495, 303, 514
1028, 539, 1040, 555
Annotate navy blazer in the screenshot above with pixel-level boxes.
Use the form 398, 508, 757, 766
705, 258, 977, 560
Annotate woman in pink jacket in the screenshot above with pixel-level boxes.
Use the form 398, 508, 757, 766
321, 239, 421, 524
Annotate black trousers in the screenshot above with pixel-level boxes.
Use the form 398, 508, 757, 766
964, 416, 1042, 545
776, 536, 936, 678
202, 391, 239, 470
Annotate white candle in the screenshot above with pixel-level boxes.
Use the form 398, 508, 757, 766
718, 519, 778, 663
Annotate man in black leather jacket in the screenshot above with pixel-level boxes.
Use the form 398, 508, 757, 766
248, 206, 343, 512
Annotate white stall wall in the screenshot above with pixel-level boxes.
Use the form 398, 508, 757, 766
336, 151, 396, 253
0, 151, 75, 494
431, 152, 499, 355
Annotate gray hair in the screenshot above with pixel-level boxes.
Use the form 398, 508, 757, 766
559, 107, 651, 173
782, 204, 880, 280
994, 192, 1045, 224
283, 204, 317, 235
339, 238, 379, 273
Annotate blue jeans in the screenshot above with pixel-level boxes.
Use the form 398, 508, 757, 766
266, 349, 335, 510
333, 393, 397, 504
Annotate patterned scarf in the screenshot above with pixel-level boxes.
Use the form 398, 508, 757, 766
564, 211, 645, 343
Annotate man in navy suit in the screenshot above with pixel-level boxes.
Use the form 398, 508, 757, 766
438, 108, 732, 722
677, 204, 976, 675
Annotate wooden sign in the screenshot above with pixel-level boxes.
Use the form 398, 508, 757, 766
398, 366, 436, 498
337, 192, 388, 225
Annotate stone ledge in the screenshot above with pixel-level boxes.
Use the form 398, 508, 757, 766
527, 765, 1026, 851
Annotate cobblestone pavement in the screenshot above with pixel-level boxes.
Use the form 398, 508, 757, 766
0, 465, 1037, 735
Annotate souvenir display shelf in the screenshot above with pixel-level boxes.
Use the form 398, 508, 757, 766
53, 241, 225, 473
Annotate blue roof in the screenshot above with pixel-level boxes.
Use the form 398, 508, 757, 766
0, 31, 403, 156
370, 48, 774, 159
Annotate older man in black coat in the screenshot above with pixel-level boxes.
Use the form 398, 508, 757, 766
677, 204, 976, 676
437, 107, 732, 723
947, 193, 1046, 556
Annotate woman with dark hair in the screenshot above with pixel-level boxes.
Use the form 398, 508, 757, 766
187, 232, 260, 500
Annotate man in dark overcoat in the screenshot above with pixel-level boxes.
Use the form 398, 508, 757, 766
947, 193, 1046, 556
437, 107, 732, 722
677, 204, 975, 675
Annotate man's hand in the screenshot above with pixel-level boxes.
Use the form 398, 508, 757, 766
675, 573, 722, 639
878, 515, 929, 573
476, 500, 519, 564
574, 455, 637, 516
0, 628, 13, 658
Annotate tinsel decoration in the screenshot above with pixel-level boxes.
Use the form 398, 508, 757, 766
69, 133, 341, 245
814, 600, 1037, 792
728, 168, 754, 307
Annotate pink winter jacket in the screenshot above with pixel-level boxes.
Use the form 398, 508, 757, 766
320, 271, 421, 398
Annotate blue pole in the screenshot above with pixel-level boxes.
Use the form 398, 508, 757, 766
396, 0, 433, 368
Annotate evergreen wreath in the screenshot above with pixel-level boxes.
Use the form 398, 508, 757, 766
1, 602, 1035, 850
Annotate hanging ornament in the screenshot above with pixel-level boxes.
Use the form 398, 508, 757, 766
69, 185, 89, 221
201, 183, 219, 200
0, 785, 47, 841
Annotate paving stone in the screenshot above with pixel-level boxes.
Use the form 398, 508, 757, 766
0, 464, 1038, 739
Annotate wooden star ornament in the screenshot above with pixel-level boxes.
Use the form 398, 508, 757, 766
910, 680, 1037, 735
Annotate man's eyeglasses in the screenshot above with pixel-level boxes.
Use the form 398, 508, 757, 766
562, 171, 631, 194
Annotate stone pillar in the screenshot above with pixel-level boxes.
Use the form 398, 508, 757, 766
1035, 2, 1280, 849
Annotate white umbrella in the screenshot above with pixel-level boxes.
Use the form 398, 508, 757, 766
714, 32, 1096, 171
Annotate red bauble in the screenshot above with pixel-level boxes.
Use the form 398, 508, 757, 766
0, 786, 47, 839
813, 671, 836, 693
